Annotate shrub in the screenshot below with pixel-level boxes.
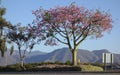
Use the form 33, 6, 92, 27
80, 65, 103, 71
0, 66, 6, 72
65, 60, 72, 65
27, 66, 81, 72
7, 64, 23, 71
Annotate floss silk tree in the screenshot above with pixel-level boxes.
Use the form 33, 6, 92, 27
29, 4, 113, 65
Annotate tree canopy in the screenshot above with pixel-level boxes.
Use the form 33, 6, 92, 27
30, 4, 112, 47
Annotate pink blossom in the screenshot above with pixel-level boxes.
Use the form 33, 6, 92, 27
29, 4, 113, 46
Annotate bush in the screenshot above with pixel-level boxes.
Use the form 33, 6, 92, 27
0, 66, 6, 72
0, 64, 23, 72
80, 64, 103, 71
27, 66, 81, 72
65, 60, 72, 65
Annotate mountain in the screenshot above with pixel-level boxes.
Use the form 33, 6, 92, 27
92, 49, 110, 58
25, 48, 97, 63
0, 50, 46, 66
92, 49, 110, 63
0, 48, 120, 66
0, 51, 17, 66
25, 47, 120, 64
77, 49, 99, 63
92, 49, 120, 63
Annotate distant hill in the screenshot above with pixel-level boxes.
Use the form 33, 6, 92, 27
0, 50, 46, 66
0, 48, 120, 66
0, 51, 17, 66
25, 47, 120, 64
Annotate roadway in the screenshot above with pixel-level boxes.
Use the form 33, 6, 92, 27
0, 71, 120, 75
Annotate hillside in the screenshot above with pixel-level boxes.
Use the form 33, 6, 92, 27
25, 47, 120, 64
0, 48, 120, 66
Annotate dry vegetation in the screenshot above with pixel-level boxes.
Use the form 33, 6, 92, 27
80, 65, 103, 71
0, 62, 104, 72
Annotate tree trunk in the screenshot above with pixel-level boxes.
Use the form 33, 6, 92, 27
20, 59, 23, 67
20, 57, 26, 70
20, 58, 24, 67
72, 49, 77, 66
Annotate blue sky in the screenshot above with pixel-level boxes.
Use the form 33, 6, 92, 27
2, 0, 120, 53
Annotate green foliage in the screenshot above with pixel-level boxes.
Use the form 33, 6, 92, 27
0, 7, 13, 29
0, 7, 7, 57
7, 64, 22, 71
65, 60, 72, 65
29, 66, 81, 72
10, 45, 14, 55
0, 38, 7, 57
0, 5, 14, 57
0, 7, 6, 17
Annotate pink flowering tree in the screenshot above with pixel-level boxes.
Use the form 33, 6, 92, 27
29, 4, 112, 65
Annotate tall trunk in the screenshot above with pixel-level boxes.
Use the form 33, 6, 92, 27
20, 58, 24, 67
18, 46, 23, 67
72, 49, 77, 66
20, 57, 26, 70
18, 46, 25, 70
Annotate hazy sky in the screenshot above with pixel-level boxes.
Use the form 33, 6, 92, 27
2, 0, 120, 53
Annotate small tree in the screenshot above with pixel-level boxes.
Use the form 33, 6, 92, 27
7, 24, 36, 69
30, 4, 112, 65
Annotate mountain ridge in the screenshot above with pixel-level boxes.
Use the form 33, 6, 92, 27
0, 47, 120, 66
25, 47, 120, 64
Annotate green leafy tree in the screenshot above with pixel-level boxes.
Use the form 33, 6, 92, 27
0, 1, 13, 57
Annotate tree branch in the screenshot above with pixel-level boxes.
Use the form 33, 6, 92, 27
57, 27, 66, 35
52, 23, 67, 38
54, 28, 66, 38
64, 25, 72, 51
53, 36, 68, 45
75, 25, 90, 42
76, 25, 90, 46
71, 24, 76, 50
